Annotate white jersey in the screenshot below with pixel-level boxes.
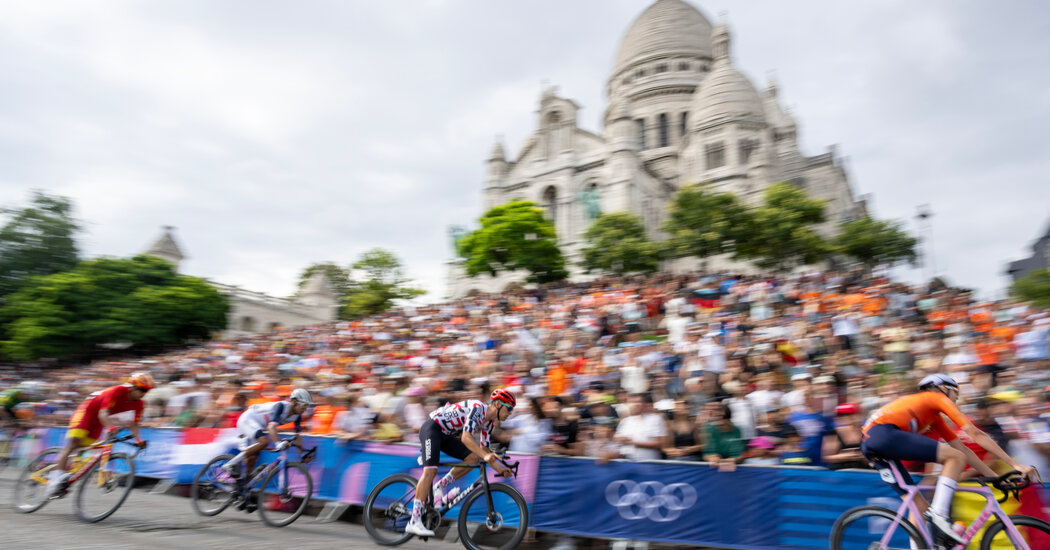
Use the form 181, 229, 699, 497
429, 399, 493, 447
239, 400, 303, 432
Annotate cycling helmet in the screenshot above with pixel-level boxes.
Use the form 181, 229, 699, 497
918, 373, 958, 392
290, 388, 313, 405
490, 388, 516, 409
17, 381, 44, 399
127, 372, 156, 391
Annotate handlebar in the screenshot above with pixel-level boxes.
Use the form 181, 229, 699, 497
972, 471, 1033, 503
494, 454, 519, 478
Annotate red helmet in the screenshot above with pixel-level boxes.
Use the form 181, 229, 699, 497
490, 388, 516, 409
127, 372, 156, 391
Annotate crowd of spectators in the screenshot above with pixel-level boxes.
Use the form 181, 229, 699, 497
4, 268, 1050, 476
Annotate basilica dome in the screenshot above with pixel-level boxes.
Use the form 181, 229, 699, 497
612, 0, 713, 77
691, 24, 765, 129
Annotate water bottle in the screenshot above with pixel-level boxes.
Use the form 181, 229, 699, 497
441, 487, 460, 506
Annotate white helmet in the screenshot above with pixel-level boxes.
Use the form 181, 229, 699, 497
17, 381, 43, 398
918, 373, 958, 391
290, 388, 313, 405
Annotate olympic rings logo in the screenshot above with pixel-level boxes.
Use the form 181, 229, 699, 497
604, 480, 698, 522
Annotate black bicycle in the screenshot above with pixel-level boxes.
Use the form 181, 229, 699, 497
363, 455, 528, 550
190, 438, 316, 527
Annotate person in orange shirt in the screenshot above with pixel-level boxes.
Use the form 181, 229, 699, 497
547, 362, 568, 396
861, 374, 1040, 544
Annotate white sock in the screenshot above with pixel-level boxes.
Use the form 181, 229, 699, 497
226, 452, 246, 468
48, 469, 67, 486
930, 476, 958, 517
435, 472, 454, 491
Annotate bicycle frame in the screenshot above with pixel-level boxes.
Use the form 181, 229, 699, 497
431, 456, 519, 516
28, 435, 133, 488
879, 461, 1030, 550
237, 443, 314, 496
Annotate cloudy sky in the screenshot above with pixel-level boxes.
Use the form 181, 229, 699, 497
1, 1, 1048, 301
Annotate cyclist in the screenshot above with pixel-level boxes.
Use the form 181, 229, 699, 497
406, 388, 514, 538
46, 372, 154, 498
861, 373, 1041, 544
1, 381, 42, 425
222, 387, 312, 481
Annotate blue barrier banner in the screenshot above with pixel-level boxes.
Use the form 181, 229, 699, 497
533, 457, 900, 549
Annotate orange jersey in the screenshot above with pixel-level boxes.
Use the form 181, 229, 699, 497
863, 391, 969, 442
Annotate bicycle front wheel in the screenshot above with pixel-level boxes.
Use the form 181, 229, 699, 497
980, 514, 1050, 550
258, 461, 313, 527
13, 446, 62, 513
74, 452, 135, 523
457, 482, 529, 550
191, 454, 238, 517
363, 473, 418, 546
829, 505, 928, 550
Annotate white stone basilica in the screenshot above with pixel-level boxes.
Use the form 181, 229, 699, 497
449, 0, 866, 298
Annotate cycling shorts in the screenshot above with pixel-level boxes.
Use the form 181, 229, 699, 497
419, 419, 472, 468
861, 423, 940, 464
67, 403, 103, 445
236, 413, 268, 449
66, 428, 99, 447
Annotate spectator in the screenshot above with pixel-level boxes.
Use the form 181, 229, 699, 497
786, 397, 833, 466
614, 393, 668, 461
743, 436, 778, 466
822, 402, 867, 470
778, 427, 812, 466
663, 400, 703, 461
331, 394, 372, 443
703, 402, 744, 472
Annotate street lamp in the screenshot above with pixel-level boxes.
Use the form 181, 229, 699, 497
915, 204, 935, 282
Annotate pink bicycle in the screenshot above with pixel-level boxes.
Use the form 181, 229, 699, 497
829, 461, 1049, 550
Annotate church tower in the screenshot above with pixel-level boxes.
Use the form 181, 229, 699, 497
143, 226, 186, 271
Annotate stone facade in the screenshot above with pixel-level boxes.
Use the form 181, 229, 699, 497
449, 0, 866, 298
142, 227, 338, 337
1006, 220, 1050, 281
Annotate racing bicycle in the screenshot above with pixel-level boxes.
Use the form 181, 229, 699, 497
363, 454, 528, 550
829, 459, 1050, 550
191, 438, 316, 527
13, 431, 144, 523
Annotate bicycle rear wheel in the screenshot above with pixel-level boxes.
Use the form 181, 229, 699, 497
258, 461, 312, 527
363, 473, 419, 546
829, 505, 929, 550
457, 482, 528, 550
191, 454, 238, 517
74, 452, 135, 523
13, 446, 61, 513
979, 515, 1050, 550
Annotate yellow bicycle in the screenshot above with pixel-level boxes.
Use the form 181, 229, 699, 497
13, 432, 143, 522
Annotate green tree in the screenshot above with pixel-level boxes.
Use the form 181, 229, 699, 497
0, 255, 228, 360
834, 216, 918, 270
344, 249, 425, 318
0, 191, 80, 299
296, 262, 353, 317
736, 182, 830, 272
457, 199, 567, 283
1011, 269, 1050, 308
580, 212, 661, 275
663, 183, 752, 260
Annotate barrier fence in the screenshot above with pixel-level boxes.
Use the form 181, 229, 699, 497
8, 427, 1048, 549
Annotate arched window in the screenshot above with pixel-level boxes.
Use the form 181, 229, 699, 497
658, 113, 669, 147
240, 316, 255, 332
542, 186, 558, 224
635, 119, 646, 149
680, 112, 688, 138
